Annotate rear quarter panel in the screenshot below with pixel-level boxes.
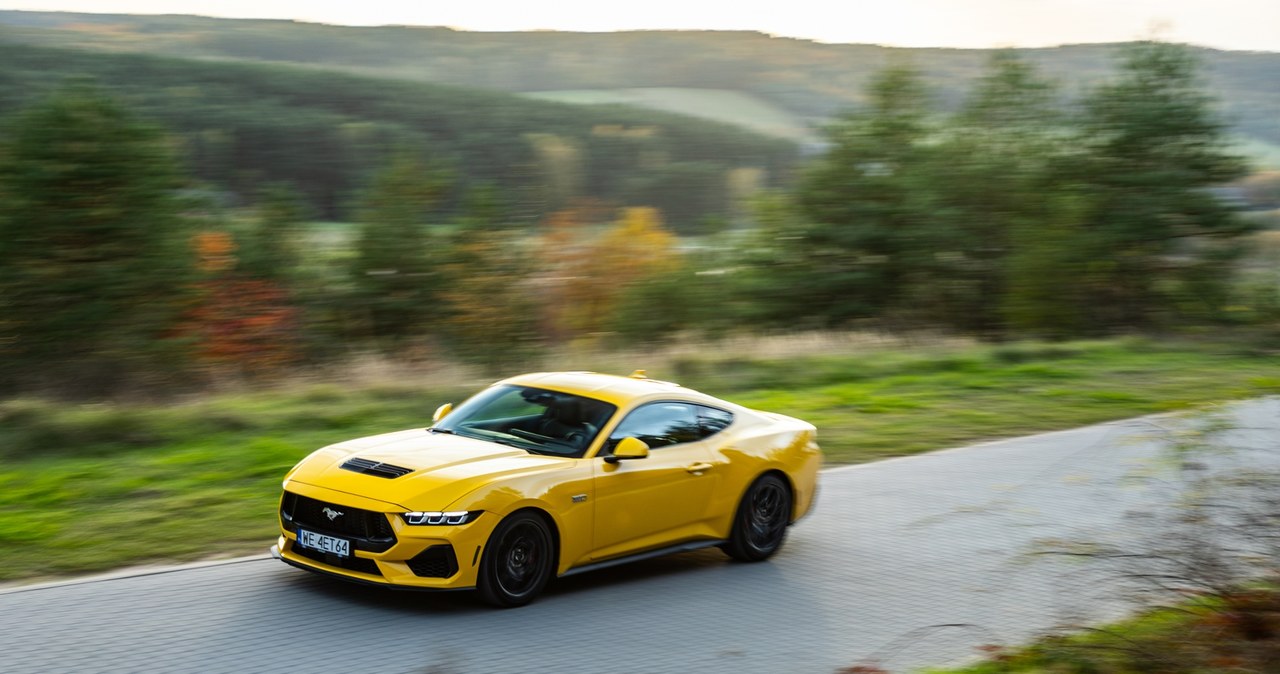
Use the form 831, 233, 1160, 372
706, 411, 822, 537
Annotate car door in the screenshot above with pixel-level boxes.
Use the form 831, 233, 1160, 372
590, 401, 721, 560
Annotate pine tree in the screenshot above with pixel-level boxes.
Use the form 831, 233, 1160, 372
240, 183, 307, 285
925, 53, 1070, 335
350, 155, 450, 344
0, 83, 193, 394
1074, 42, 1250, 327
783, 65, 936, 324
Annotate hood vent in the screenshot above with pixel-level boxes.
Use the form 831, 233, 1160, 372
340, 457, 414, 479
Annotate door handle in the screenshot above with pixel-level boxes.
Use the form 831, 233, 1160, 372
685, 462, 713, 474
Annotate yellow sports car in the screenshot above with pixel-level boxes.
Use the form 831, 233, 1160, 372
272, 370, 821, 606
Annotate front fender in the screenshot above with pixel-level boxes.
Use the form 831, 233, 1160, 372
443, 462, 595, 575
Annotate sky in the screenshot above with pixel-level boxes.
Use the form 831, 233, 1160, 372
4, 1, 1279, 52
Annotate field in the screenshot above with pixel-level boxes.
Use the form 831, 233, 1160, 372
526, 87, 819, 143
1, 336, 1278, 584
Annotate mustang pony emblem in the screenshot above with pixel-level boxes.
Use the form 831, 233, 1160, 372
322, 507, 344, 521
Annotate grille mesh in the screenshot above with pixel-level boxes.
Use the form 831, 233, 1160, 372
280, 492, 396, 552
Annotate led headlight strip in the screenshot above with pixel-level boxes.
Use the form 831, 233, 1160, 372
402, 510, 482, 525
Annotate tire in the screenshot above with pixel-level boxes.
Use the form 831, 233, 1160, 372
477, 511, 556, 608
723, 473, 791, 562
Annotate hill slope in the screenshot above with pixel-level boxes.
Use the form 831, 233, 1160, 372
0, 38, 797, 225
1, 10, 1278, 160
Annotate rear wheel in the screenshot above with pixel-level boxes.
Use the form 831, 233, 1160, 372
477, 511, 555, 607
723, 474, 791, 562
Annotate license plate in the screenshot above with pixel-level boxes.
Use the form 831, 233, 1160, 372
295, 528, 350, 558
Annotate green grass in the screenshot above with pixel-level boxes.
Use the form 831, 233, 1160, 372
671, 338, 1280, 462
2, 337, 1279, 583
0, 382, 474, 583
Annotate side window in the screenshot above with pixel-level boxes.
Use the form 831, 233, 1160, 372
697, 406, 734, 439
609, 403, 702, 450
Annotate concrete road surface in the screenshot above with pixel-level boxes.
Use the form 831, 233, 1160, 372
2, 398, 1276, 674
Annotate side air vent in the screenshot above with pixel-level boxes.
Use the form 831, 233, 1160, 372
340, 457, 414, 479
408, 545, 459, 578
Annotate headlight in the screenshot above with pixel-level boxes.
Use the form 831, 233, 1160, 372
403, 510, 482, 526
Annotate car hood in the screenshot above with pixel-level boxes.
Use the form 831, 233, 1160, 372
287, 429, 570, 510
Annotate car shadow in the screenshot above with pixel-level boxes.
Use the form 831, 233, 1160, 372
279, 569, 481, 614
544, 548, 731, 598
279, 547, 735, 613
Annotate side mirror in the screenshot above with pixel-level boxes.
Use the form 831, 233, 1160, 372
432, 403, 453, 424
605, 437, 650, 464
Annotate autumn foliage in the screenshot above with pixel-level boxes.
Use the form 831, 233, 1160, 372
183, 231, 300, 376
541, 206, 680, 339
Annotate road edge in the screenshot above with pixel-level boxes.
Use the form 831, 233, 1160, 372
0, 553, 272, 596
4, 398, 1265, 595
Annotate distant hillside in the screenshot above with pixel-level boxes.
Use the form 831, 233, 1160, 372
0, 9, 1278, 163
0, 39, 796, 227
527, 88, 819, 145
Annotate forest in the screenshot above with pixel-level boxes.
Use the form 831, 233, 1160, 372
0, 35, 1276, 399
0, 39, 796, 226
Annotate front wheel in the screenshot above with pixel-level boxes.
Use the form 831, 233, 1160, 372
477, 511, 555, 608
723, 474, 791, 562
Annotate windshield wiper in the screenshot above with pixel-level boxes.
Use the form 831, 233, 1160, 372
428, 427, 455, 435
486, 436, 553, 455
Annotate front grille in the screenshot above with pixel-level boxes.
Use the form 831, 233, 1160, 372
291, 544, 382, 576
280, 492, 396, 552
340, 457, 414, 479
407, 545, 459, 578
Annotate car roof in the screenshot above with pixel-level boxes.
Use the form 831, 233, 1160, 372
500, 371, 714, 407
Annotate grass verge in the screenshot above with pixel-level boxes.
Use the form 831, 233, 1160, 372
921, 588, 1280, 673
2, 337, 1279, 582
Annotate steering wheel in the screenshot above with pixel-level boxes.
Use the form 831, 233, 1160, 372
565, 422, 597, 448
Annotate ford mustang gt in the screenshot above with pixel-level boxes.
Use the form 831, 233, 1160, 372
272, 370, 821, 606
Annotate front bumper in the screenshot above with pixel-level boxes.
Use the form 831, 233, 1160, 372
275, 481, 493, 590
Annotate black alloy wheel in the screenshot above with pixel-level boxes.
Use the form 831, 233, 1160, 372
723, 473, 791, 562
477, 511, 555, 607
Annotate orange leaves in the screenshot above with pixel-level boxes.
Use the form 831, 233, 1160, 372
183, 230, 300, 375
183, 277, 300, 374
541, 206, 680, 338
194, 231, 236, 273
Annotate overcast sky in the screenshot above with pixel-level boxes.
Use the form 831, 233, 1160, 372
4, 1, 1279, 52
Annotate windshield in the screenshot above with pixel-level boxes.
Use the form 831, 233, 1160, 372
433, 385, 617, 458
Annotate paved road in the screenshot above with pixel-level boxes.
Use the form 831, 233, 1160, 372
2, 399, 1276, 674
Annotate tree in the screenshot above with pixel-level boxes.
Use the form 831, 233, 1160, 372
789, 65, 936, 324
733, 191, 843, 328
1073, 42, 1251, 328
924, 53, 1072, 336
238, 183, 307, 285
551, 207, 681, 339
437, 228, 543, 368
349, 155, 451, 345
0, 83, 193, 395
624, 161, 729, 235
